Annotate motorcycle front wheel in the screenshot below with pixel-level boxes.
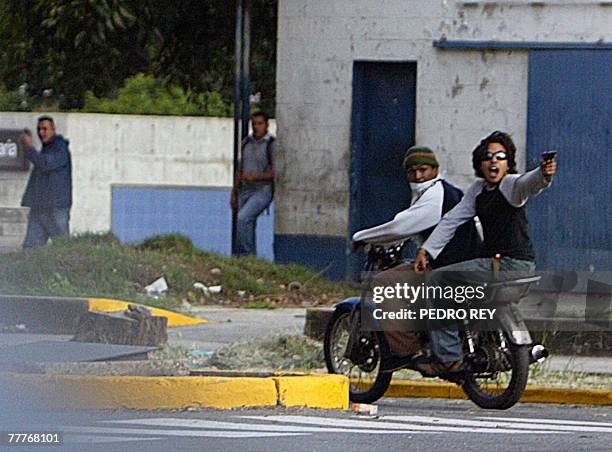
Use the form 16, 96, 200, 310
324, 305, 392, 404
462, 331, 530, 410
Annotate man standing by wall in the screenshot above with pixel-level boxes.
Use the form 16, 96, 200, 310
20, 116, 73, 248
231, 111, 275, 256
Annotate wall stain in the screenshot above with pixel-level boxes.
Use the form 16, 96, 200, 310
479, 77, 490, 92
451, 76, 464, 98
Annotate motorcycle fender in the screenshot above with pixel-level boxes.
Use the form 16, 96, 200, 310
495, 304, 532, 345
335, 296, 361, 310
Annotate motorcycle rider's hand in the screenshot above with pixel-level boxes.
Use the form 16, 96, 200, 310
413, 249, 428, 273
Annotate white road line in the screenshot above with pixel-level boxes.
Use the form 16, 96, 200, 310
477, 417, 612, 433
480, 417, 612, 428
104, 418, 416, 435
241, 415, 560, 435
384, 416, 574, 432
60, 426, 305, 439
64, 435, 163, 444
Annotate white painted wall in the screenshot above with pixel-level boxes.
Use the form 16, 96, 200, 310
276, 0, 612, 237
0, 112, 276, 239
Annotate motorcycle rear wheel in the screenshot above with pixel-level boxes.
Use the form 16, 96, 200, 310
462, 332, 530, 410
324, 305, 392, 404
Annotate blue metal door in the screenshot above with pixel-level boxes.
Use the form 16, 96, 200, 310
349, 61, 417, 278
527, 50, 612, 271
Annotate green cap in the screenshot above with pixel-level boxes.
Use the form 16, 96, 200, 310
402, 146, 439, 170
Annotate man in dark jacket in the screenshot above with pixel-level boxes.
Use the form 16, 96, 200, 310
20, 115, 73, 248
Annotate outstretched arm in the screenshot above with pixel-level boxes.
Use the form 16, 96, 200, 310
502, 157, 556, 207
352, 181, 443, 244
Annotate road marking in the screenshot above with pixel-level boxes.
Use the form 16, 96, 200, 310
480, 416, 612, 427
241, 415, 560, 435
54, 413, 612, 443
105, 418, 415, 434
60, 426, 305, 439
476, 416, 612, 433
64, 435, 163, 444
385, 416, 576, 432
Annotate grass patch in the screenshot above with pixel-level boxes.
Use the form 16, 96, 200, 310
244, 300, 277, 309
0, 233, 356, 311
206, 334, 324, 371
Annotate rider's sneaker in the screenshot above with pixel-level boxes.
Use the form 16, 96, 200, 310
414, 358, 464, 377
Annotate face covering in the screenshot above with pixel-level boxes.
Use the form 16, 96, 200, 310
409, 176, 440, 193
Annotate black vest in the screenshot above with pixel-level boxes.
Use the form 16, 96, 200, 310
475, 186, 535, 261
422, 180, 482, 269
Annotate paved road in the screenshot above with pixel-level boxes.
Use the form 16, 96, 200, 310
3, 398, 611, 451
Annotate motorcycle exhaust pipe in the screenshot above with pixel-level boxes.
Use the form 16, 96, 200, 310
530, 344, 549, 364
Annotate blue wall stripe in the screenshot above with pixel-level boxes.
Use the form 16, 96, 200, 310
434, 40, 612, 50
111, 186, 274, 261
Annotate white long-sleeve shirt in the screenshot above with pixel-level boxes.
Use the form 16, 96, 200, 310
352, 177, 444, 244
422, 168, 552, 259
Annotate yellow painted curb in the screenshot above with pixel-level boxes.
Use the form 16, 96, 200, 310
275, 374, 349, 409
88, 298, 206, 327
1, 373, 349, 410
381, 380, 612, 406
521, 386, 612, 405
383, 380, 467, 400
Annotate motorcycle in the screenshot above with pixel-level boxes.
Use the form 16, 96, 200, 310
324, 241, 549, 410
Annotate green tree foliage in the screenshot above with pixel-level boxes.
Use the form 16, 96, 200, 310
0, 0, 277, 114
81, 73, 232, 116
0, 0, 148, 109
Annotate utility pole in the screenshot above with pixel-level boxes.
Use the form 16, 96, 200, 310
241, 0, 252, 139
232, 0, 251, 255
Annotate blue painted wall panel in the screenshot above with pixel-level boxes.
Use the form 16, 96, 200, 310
348, 61, 417, 279
111, 186, 274, 261
274, 234, 346, 281
527, 50, 612, 271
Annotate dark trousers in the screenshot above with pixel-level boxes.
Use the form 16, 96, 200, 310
22, 208, 70, 248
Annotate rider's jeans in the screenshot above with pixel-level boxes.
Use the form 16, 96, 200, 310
426, 257, 536, 364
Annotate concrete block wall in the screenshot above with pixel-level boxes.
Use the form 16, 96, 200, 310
0, 208, 27, 252
276, 0, 612, 240
0, 112, 276, 249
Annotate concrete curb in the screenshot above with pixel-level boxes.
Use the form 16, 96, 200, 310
1, 372, 349, 410
381, 380, 612, 406
0, 294, 205, 332
87, 298, 206, 327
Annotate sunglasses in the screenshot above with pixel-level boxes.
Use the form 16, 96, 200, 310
482, 151, 508, 161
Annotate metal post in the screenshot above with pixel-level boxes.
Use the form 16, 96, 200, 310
241, 0, 252, 140
232, 0, 244, 256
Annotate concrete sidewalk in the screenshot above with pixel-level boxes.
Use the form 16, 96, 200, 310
545, 355, 612, 374
167, 307, 306, 351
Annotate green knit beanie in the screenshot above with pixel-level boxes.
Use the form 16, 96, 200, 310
402, 146, 439, 170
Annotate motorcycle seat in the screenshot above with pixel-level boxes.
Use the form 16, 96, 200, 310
482, 275, 541, 303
